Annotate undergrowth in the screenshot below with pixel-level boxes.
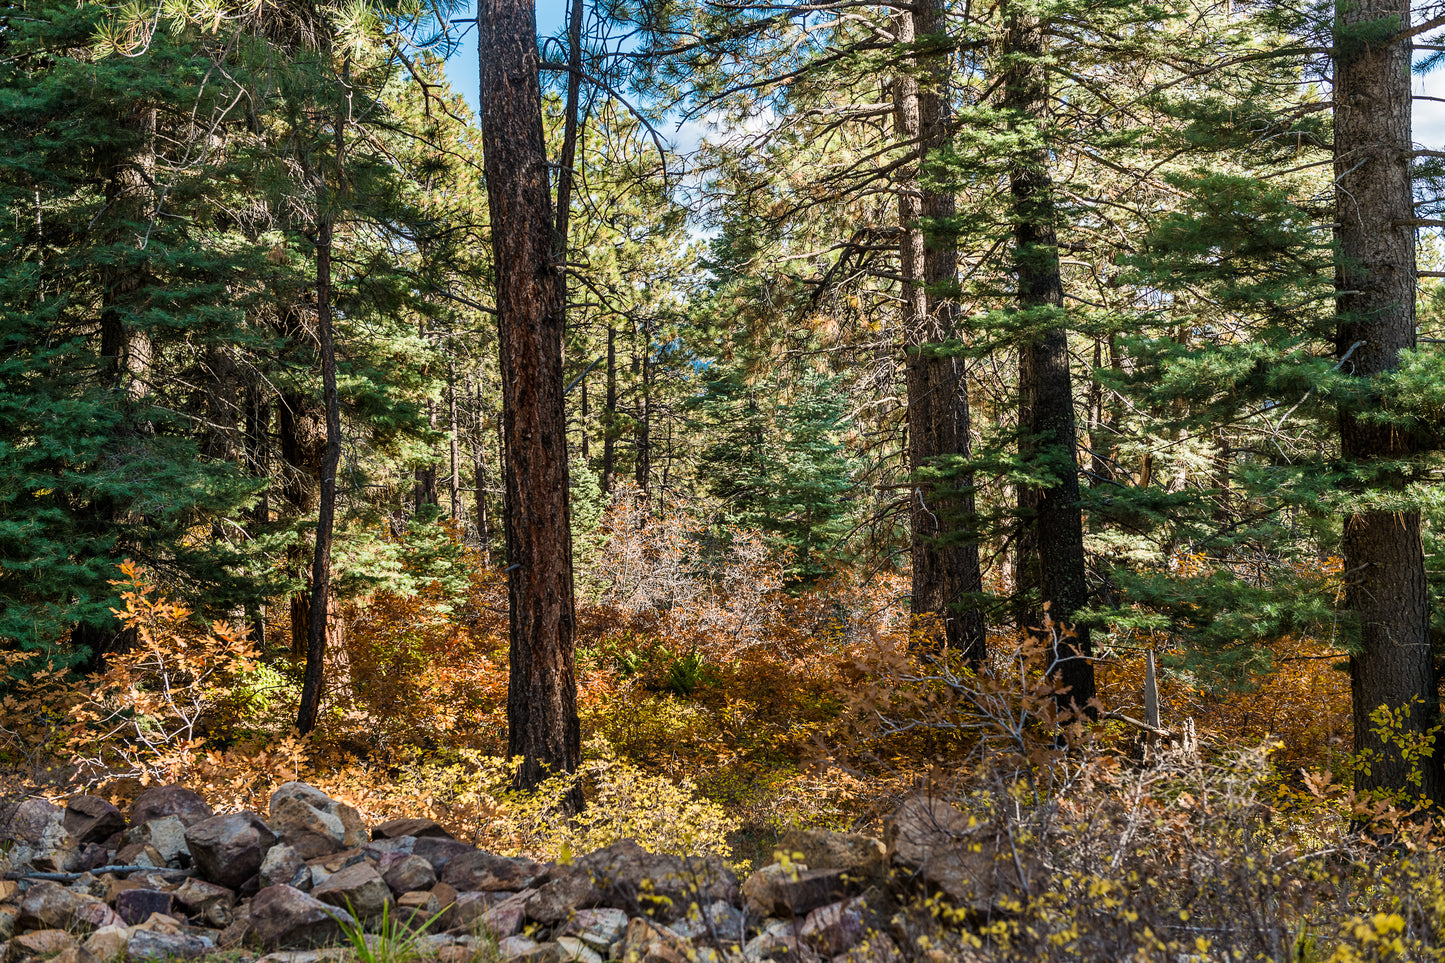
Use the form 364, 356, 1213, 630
3, 496, 1444, 959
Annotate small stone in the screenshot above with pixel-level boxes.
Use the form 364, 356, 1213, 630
436, 945, 472, 963
50, 946, 98, 963
558, 908, 629, 951
501, 939, 561, 963
496, 936, 540, 960
474, 892, 530, 939
114, 889, 174, 926
126, 929, 214, 961
312, 861, 394, 920
0, 909, 14, 942
115, 842, 165, 868
260, 845, 310, 891
80, 926, 128, 963
382, 855, 436, 895
63, 798, 126, 847
555, 936, 601, 963
173, 877, 235, 916
6, 930, 75, 963
616, 918, 692, 963
413, 838, 476, 876
130, 786, 213, 829
305, 848, 369, 890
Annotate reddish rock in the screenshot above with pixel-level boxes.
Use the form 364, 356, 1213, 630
381, 854, 436, 895
185, 811, 276, 889
62, 798, 125, 846
5, 929, 75, 963
741, 864, 848, 918
268, 784, 367, 859
311, 861, 394, 920
248, 885, 356, 949
441, 850, 544, 892
799, 898, 866, 956
173, 878, 235, 927
113, 889, 173, 926
413, 837, 475, 875
371, 818, 454, 840
130, 786, 213, 829
17, 881, 122, 933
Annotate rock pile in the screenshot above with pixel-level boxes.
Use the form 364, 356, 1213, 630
1, 784, 1021, 963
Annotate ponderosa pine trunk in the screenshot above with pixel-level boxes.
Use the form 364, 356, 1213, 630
479, 0, 583, 808
296, 61, 347, 736
1334, 0, 1443, 802
896, 6, 985, 661
1003, 9, 1093, 713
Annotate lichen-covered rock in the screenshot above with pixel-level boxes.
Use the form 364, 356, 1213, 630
441, 850, 543, 892
185, 811, 276, 889
312, 861, 394, 920
248, 884, 356, 949
16, 881, 121, 933
2, 800, 77, 873
260, 844, 309, 891
79, 926, 127, 963
381, 854, 436, 895
268, 783, 367, 859
557, 908, 629, 951
125, 817, 189, 868
125, 929, 214, 961
5, 929, 75, 963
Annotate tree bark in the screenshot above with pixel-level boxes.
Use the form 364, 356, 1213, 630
296, 61, 348, 736
1334, 0, 1443, 802
896, 8, 985, 661
479, 0, 583, 808
1003, 9, 1093, 713
602, 324, 616, 493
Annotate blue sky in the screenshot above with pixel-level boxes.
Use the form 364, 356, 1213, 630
441, 0, 569, 119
